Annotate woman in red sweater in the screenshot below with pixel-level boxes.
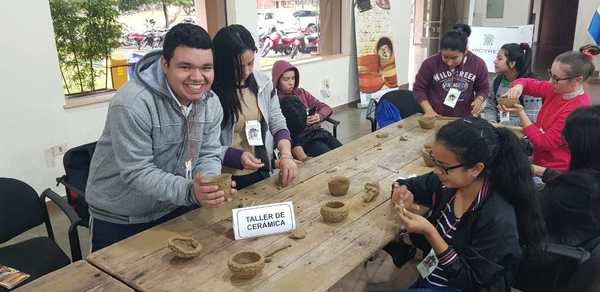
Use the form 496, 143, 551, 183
501, 45, 599, 172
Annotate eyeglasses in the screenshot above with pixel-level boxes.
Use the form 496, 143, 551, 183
547, 69, 580, 83
428, 152, 463, 174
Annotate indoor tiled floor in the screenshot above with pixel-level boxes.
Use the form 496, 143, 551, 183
4, 81, 600, 291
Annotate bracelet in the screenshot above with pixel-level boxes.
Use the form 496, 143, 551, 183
280, 154, 293, 160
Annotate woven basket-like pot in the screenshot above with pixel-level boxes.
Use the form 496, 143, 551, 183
228, 251, 265, 279
320, 201, 349, 223
168, 236, 203, 258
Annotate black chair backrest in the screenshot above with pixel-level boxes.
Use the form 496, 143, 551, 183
379, 89, 423, 119
564, 237, 600, 291
62, 142, 96, 195
0, 178, 45, 243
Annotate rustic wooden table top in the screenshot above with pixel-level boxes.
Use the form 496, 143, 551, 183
13, 261, 133, 292
87, 114, 445, 292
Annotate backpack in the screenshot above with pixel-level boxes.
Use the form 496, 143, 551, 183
375, 99, 402, 128
56, 142, 97, 227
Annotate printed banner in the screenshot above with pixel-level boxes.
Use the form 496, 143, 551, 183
354, 0, 398, 106
470, 25, 535, 72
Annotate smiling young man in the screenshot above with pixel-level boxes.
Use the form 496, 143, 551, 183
86, 24, 232, 251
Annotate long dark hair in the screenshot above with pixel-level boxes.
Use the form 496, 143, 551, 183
555, 44, 600, 81
564, 105, 600, 171
436, 118, 546, 249
500, 43, 533, 78
212, 24, 259, 127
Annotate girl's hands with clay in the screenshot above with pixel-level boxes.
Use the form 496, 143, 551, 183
391, 182, 419, 213
397, 208, 435, 235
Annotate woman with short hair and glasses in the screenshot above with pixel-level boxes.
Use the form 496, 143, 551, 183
500, 44, 599, 172
391, 118, 545, 291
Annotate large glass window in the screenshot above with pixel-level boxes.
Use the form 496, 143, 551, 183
256, 0, 320, 67
49, 0, 199, 97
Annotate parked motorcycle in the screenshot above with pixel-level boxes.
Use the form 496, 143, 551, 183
290, 32, 319, 59
141, 28, 167, 49
260, 30, 299, 57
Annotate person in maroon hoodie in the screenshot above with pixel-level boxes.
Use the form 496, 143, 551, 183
271, 60, 342, 160
414, 24, 489, 118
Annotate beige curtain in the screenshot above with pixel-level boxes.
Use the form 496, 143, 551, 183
319, 0, 342, 55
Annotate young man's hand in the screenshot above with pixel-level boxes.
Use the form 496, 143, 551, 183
306, 114, 321, 125
192, 176, 231, 208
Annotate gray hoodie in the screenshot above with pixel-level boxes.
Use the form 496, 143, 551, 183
86, 50, 223, 224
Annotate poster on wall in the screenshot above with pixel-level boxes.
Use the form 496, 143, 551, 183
354, 0, 398, 107
470, 25, 534, 72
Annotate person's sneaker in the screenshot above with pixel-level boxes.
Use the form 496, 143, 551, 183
382, 240, 417, 268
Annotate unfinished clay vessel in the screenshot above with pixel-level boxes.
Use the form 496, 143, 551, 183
362, 181, 380, 203
418, 116, 436, 129
421, 149, 435, 167
328, 176, 350, 196
320, 201, 349, 223
168, 236, 203, 258
497, 97, 518, 108
228, 251, 265, 279
200, 174, 232, 197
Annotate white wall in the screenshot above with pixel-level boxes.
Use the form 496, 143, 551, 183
391, 0, 412, 86
574, 0, 600, 70
0, 1, 108, 194
472, 0, 531, 27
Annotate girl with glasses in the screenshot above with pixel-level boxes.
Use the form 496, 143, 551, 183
499, 45, 599, 172
391, 118, 545, 292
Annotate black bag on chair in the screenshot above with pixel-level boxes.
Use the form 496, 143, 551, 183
56, 142, 96, 227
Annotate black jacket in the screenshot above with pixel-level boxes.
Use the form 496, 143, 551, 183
397, 173, 521, 292
541, 168, 600, 246
515, 168, 600, 292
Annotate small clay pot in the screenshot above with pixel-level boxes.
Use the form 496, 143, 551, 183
497, 97, 518, 108
168, 236, 203, 258
418, 116, 436, 129
200, 174, 232, 197
328, 176, 350, 196
320, 201, 349, 223
228, 251, 265, 279
421, 149, 435, 167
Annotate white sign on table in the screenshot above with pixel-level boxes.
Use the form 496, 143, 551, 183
232, 201, 296, 240
470, 25, 534, 72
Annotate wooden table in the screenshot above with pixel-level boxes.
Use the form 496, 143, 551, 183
13, 261, 133, 292
87, 115, 444, 292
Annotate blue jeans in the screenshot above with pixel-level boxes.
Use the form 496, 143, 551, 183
91, 205, 197, 252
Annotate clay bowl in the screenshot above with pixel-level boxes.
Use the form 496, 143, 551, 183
320, 201, 349, 223
421, 149, 435, 167
418, 116, 436, 129
200, 174, 232, 197
168, 236, 203, 259
497, 97, 519, 108
328, 176, 350, 196
228, 251, 265, 279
